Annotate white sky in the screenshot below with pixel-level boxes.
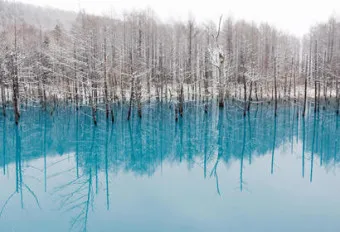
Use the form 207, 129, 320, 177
18, 0, 340, 37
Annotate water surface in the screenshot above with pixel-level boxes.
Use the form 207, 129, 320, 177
0, 104, 339, 231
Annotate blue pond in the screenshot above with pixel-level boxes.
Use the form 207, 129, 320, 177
0, 103, 339, 231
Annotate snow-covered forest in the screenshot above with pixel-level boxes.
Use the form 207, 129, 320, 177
0, 0, 339, 124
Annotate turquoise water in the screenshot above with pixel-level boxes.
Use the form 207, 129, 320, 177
0, 103, 339, 232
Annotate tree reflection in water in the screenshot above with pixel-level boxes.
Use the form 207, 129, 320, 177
0, 103, 339, 231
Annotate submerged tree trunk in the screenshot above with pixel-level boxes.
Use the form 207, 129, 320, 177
218, 54, 225, 108
179, 84, 184, 117
274, 56, 278, 117
303, 55, 308, 117
91, 80, 97, 125
127, 75, 135, 121
73, 41, 79, 110
12, 54, 20, 124
241, 54, 247, 117
336, 79, 339, 115
103, 27, 110, 119
127, 51, 134, 121
137, 21, 143, 118
0, 74, 6, 117
204, 50, 210, 113
314, 40, 318, 113
248, 81, 253, 112
12, 23, 20, 124
288, 57, 293, 101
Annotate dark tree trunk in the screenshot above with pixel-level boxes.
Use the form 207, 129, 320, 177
103, 27, 110, 119
12, 53, 20, 124
248, 81, 253, 112
274, 57, 278, 117
336, 79, 339, 115
0, 75, 6, 117
303, 55, 308, 117
91, 81, 97, 125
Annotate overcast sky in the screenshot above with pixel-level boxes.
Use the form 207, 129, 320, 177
18, 0, 339, 37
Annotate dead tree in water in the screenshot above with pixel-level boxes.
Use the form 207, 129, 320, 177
136, 18, 143, 118
89, 30, 98, 125
272, 42, 278, 117
274, 56, 278, 117
247, 81, 253, 112
90, 74, 97, 125
218, 52, 225, 108
178, 31, 185, 117
7, 51, 20, 124
204, 49, 210, 113
303, 55, 308, 117
186, 19, 193, 101
314, 40, 318, 113
73, 41, 79, 110
4, 21, 21, 124
178, 85, 184, 117
103, 27, 110, 120
12, 15, 20, 124
337, 78, 339, 115
240, 52, 247, 116
127, 51, 135, 121
215, 16, 224, 108
0, 62, 6, 117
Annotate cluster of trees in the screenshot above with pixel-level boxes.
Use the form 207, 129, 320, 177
0, 1, 339, 124
302, 18, 340, 115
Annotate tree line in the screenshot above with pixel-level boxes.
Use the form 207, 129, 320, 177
0, 1, 339, 124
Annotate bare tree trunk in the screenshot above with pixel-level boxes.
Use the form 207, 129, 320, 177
248, 81, 253, 112
127, 51, 134, 121
317, 82, 321, 112
240, 53, 247, 116
288, 57, 293, 101
218, 56, 225, 108
73, 41, 79, 110
103, 27, 110, 119
336, 79, 339, 115
274, 56, 278, 117
13, 23, 20, 124
137, 21, 143, 118
314, 80, 317, 113
255, 82, 259, 101
294, 57, 297, 100
12, 70, 20, 125
127, 78, 134, 121
187, 20, 193, 101
179, 84, 184, 117
0, 74, 6, 117
204, 50, 210, 113
91, 80, 97, 125
303, 55, 308, 117
314, 40, 318, 113
323, 51, 327, 104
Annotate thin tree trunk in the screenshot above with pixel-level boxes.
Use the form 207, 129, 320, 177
104, 27, 110, 119
0, 77, 6, 117
274, 56, 278, 117
303, 55, 308, 117
13, 23, 20, 124
73, 41, 79, 110
91, 81, 97, 125
127, 51, 134, 121
314, 40, 318, 113
248, 81, 252, 112
336, 79, 339, 115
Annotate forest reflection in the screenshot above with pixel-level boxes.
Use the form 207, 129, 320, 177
0, 103, 339, 231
